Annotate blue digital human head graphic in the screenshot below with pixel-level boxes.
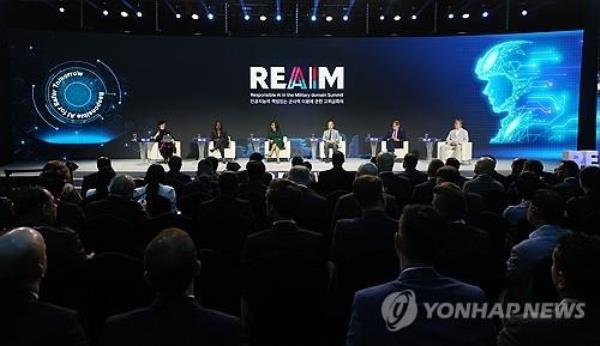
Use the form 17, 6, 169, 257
476, 40, 578, 144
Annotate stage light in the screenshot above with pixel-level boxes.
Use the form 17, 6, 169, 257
207, 13, 214, 20
244, 14, 250, 21
379, 15, 385, 21
102, 10, 109, 16
310, 14, 317, 22
120, 11, 129, 18
191, 13, 199, 20
175, 13, 181, 19
59, 7, 65, 13
462, 13, 470, 19
136, 11, 143, 18
448, 13, 455, 19
276, 14, 282, 21
411, 14, 417, 20
521, 10, 528, 16
325, 15, 333, 22
259, 15, 267, 22
482, 11, 489, 18
342, 14, 349, 22
393, 15, 401, 21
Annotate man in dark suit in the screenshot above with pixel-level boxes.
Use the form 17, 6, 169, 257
100, 228, 242, 346
242, 179, 328, 345
81, 156, 115, 198
317, 151, 355, 195
384, 120, 407, 150
498, 232, 600, 346
410, 159, 444, 204
13, 187, 87, 308
288, 166, 330, 237
552, 160, 583, 202
346, 205, 495, 346
0, 227, 88, 346
463, 157, 505, 196
376, 152, 411, 209
565, 166, 600, 234
399, 153, 428, 188
166, 156, 191, 199
332, 163, 399, 228
239, 160, 269, 229
445, 157, 469, 187
85, 175, 149, 227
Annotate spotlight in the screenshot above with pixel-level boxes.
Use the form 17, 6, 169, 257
136, 11, 143, 18
448, 13, 455, 19
521, 10, 528, 16
325, 15, 333, 22
342, 14, 349, 22
102, 9, 109, 16
259, 15, 267, 22
207, 13, 215, 20
310, 14, 317, 22
244, 14, 250, 21
276, 14, 282, 21
393, 15, 401, 21
120, 11, 129, 18
59, 7, 65, 13
482, 11, 489, 18
462, 13, 470, 19
191, 13, 199, 20
379, 15, 385, 21
175, 13, 182, 19
411, 14, 417, 20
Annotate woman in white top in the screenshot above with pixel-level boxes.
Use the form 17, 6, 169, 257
133, 164, 177, 214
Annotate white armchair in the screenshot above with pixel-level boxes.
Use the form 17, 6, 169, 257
148, 141, 182, 160
437, 141, 473, 163
208, 137, 236, 159
264, 136, 291, 160
319, 140, 346, 159
381, 140, 410, 159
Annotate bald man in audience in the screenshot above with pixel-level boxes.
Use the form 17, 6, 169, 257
0, 227, 88, 346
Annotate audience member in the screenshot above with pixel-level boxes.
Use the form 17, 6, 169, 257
81, 157, 115, 197
165, 156, 191, 198
498, 232, 600, 346
85, 175, 148, 227
504, 189, 571, 303
346, 205, 495, 345
42, 160, 82, 204
503, 172, 542, 246
410, 159, 444, 204
0, 227, 88, 346
376, 152, 411, 209
399, 152, 428, 187
288, 166, 329, 237
552, 160, 583, 202
317, 151, 355, 195
444, 157, 468, 187
83, 166, 115, 202
39, 169, 85, 231
565, 165, 600, 234
463, 157, 505, 195
239, 160, 269, 229
133, 164, 177, 214
100, 228, 242, 346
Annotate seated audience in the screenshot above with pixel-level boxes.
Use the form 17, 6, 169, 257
376, 152, 411, 209
85, 175, 148, 227
39, 169, 85, 232
0, 227, 88, 346
83, 166, 115, 202
317, 151, 355, 195
505, 157, 527, 187
399, 152, 428, 188
410, 159, 444, 204
165, 156, 191, 199
81, 157, 115, 197
482, 155, 508, 187
552, 160, 583, 201
463, 157, 505, 195
42, 160, 82, 204
134, 164, 177, 214
498, 232, 600, 346
346, 205, 495, 346
287, 166, 329, 237
100, 228, 242, 346
504, 189, 571, 303
565, 165, 600, 234
444, 157, 468, 187
181, 159, 219, 201
503, 172, 541, 247
239, 160, 269, 229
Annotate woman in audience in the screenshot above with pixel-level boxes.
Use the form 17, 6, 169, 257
133, 164, 177, 214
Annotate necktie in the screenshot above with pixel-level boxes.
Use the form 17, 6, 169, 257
329, 130, 332, 141
393, 129, 397, 140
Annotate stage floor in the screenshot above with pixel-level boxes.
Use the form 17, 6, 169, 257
1, 158, 560, 179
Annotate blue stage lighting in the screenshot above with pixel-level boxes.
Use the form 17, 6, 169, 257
310, 14, 317, 22
448, 13, 455, 19
207, 13, 215, 20
276, 14, 282, 21
342, 14, 349, 22
244, 14, 250, 21
136, 11, 143, 18
482, 11, 489, 18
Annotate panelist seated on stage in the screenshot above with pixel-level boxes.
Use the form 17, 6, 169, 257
209, 120, 230, 162
438, 118, 471, 162
322, 119, 341, 160
266, 120, 286, 163
384, 120, 407, 149
153, 120, 176, 162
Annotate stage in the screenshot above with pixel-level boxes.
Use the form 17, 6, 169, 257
1, 158, 560, 181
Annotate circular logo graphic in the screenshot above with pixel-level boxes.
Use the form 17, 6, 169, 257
381, 289, 418, 332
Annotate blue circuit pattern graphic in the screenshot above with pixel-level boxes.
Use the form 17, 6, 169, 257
476, 40, 579, 145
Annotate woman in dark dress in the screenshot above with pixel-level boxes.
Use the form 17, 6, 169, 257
210, 120, 229, 162
153, 120, 175, 163
267, 120, 285, 163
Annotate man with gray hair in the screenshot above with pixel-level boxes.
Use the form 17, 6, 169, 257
0, 227, 88, 346
463, 157, 505, 196
287, 166, 329, 236
85, 175, 148, 226
332, 162, 400, 225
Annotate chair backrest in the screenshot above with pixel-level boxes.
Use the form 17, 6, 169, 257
195, 249, 242, 316
83, 214, 140, 256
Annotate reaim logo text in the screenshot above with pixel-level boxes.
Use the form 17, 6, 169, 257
249, 66, 344, 90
